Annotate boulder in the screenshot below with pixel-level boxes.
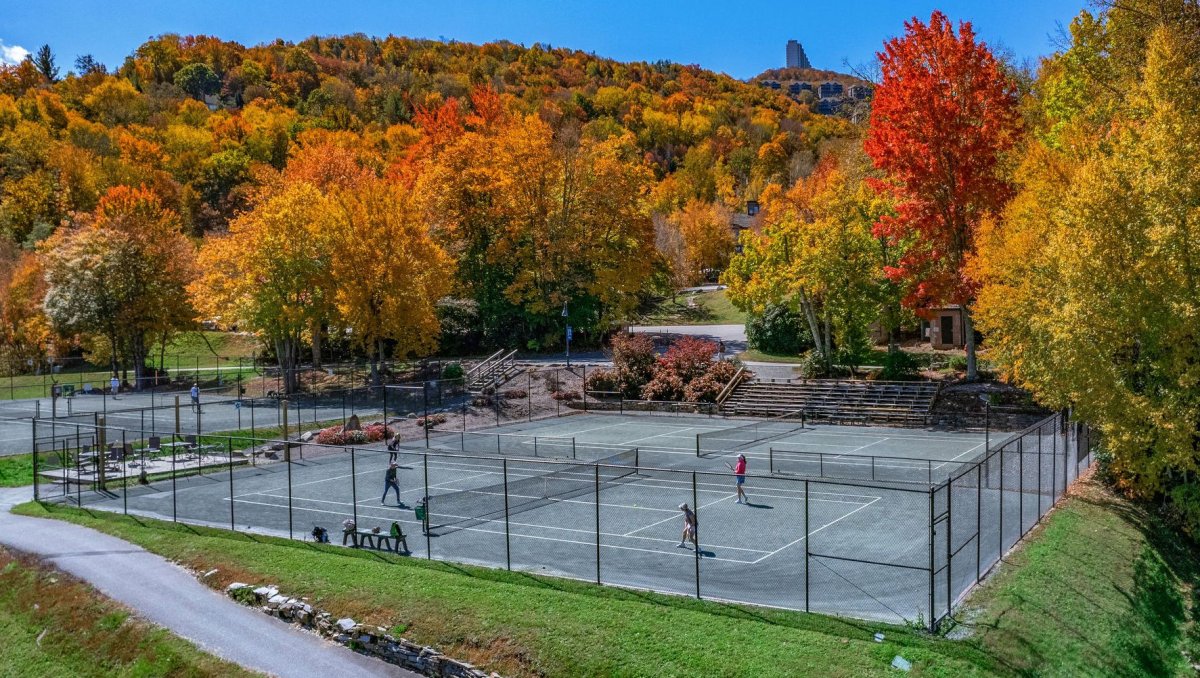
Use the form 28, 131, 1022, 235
345, 414, 362, 431
300, 430, 316, 442
336, 617, 357, 633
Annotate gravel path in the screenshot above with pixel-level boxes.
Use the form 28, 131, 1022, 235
0, 486, 416, 678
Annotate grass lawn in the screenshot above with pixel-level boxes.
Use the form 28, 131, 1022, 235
0, 546, 253, 677
13, 502, 1001, 678
13, 470, 1198, 676
0, 332, 261, 401
738, 348, 808, 364
638, 289, 747, 325
0, 453, 33, 488
956, 472, 1200, 676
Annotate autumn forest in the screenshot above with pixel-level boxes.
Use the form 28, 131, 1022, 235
0, 0, 1197, 509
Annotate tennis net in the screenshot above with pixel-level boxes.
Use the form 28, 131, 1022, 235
424, 447, 639, 536
423, 430, 577, 459
696, 411, 806, 457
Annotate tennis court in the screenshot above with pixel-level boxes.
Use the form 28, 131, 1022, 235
33, 408, 1091, 628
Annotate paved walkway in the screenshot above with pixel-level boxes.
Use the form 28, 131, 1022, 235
0, 486, 415, 678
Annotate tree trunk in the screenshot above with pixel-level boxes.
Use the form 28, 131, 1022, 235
131, 333, 147, 392
797, 289, 823, 359
311, 319, 323, 369
963, 306, 978, 382
276, 336, 300, 394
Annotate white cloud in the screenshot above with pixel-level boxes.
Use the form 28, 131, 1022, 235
0, 40, 31, 66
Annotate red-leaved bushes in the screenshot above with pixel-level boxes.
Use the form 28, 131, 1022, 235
315, 422, 393, 446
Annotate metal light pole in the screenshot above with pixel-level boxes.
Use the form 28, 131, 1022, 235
562, 301, 571, 367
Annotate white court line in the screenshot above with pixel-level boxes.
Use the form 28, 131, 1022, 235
616, 427, 698, 446
248, 492, 772, 554
929, 440, 989, 471
621, 491, 736, 537
838, 437, 891, 458
750, 495, 883, 564
226, 497, 758, 564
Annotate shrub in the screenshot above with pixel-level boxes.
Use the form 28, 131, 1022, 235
641, 373, 685, 401
746, 304, 812, 355
610, 333, 656, 396
683, 373, 724, 403
656, 336, 716, 384
416, 413, 448, 427
441, 362, 464, 380
362, 423, 393, 442
707, 359, 738, 384
948, 355, 969, 371
1169, 484, 1200, 539
316, 423, 392, 445
584, 368, 621, 394
551, 390, 580, 401
797, 350, 832, 379
501, 389, 527, 399
879, 350, 920, 381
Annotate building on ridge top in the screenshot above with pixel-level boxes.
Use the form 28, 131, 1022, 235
786, 40, 811, 69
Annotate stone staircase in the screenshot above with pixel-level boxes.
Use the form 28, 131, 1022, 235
722, 379, 941, 425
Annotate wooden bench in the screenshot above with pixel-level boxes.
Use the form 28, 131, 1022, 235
343, 525, 409, 554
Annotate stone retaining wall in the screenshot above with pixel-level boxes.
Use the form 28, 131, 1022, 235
226, 582, 500, 678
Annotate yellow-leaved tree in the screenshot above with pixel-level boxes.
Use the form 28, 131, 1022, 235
322, 179, 454, 384
971, 2, 1200, 500
191, 183, 327, 394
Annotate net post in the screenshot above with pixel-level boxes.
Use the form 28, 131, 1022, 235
695, 434, 700, 458
871, 455, 876, 481
804, 479, 810, 613
423, 453, 431, 559
769, 448, 774, 474
572, 439, 577, 460
503, 459, 511, 570
692, 471, 700, 599
534, 437, 539, 458
594, 464, 601, 584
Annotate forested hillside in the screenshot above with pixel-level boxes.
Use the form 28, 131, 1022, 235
0, 34, 857, 369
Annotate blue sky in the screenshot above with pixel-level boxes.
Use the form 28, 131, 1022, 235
1, 1, 1088, 78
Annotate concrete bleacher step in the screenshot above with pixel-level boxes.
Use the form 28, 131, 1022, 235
721, 379, 940, 423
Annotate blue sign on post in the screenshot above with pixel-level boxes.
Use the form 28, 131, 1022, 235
566, 326, 573, 341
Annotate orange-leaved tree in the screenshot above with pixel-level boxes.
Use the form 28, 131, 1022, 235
40, 186, 196, 388
865, 10, 1022, 380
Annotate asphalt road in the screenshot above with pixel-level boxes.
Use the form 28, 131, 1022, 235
0, 486, 416, 678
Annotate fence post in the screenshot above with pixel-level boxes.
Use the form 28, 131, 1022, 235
946, 482, 952, 619
350, 447, 358, 529
228, 437, 235, 532
976, 464, 982, 584
928, 485, 935, 632
527, 371, 532, 423
31, 418, 39, 502
286, 443, 294, 540
503, 459, 511, 570
595, 464, 601, 584
693, 471, 700, 599
998, 445, 1005, 560
804, 479, 810, 613
582, 365, 588, 412
423, 453, 431, 559
1038, 427, 1044, 523
122, 430, 128, 515
171, 439, 178, 522
1019, 437, 1026, 537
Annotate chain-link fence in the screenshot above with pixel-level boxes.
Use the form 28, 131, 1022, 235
27, 379, 1098, 630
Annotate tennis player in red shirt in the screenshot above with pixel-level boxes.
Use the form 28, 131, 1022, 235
726, 453, 748, 504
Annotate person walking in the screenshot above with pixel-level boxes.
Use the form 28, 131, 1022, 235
386, 433, 401, 462
110, 375, 120, 399
189, 383, 200, 412
381, 462, 402, 506
726, 453, 749, 504
677, 503, 698, 550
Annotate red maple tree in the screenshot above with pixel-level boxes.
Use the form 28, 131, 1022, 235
865, 10, 1021, 378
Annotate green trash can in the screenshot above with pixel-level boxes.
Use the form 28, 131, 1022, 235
414, 503, 426, 522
